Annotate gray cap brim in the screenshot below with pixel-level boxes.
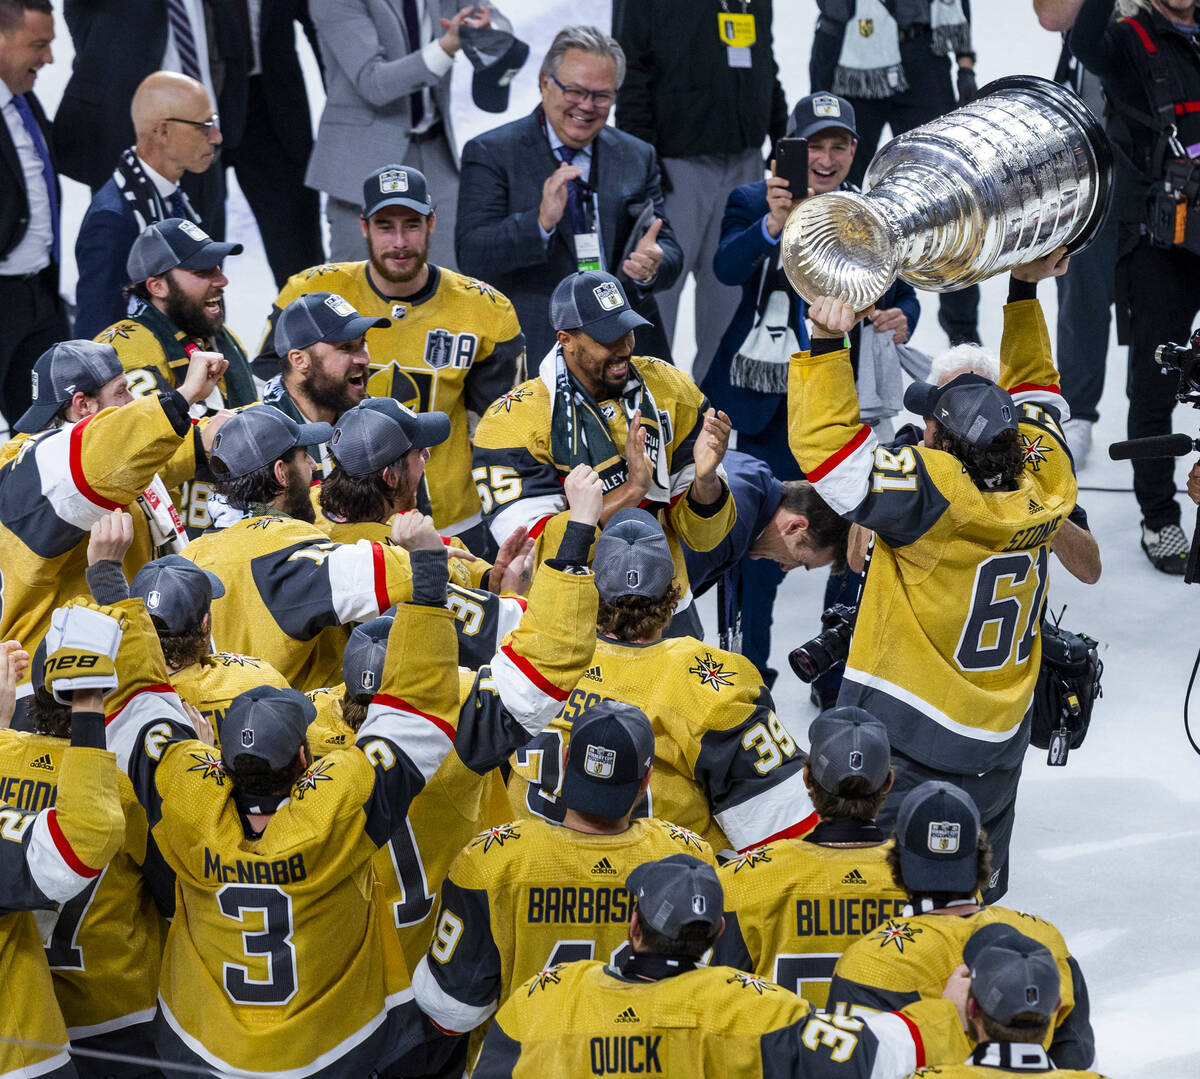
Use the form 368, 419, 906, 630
582, 306, 651, 344
793, 118, 858, 140
177, 240, 244, 271
296, 421, 334, 448
14, 401, 61, 434
366, 197, 432, 217
903, 380, 939, 418
408, 410, 451, 450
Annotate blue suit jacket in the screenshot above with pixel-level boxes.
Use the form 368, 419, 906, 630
702, 179, 920, 436
73, 180, 143, 339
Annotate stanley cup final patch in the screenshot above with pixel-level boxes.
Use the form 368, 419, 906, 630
179, 220, 209, 242
584, 743, 617, 779
927, 821, 961, 853
593, 281, 624, 311
324, 294, 355, 317
812, 94, 842, 118
379, 169, 409, 193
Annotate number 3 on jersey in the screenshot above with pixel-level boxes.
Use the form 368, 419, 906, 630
955, 547, 1049, 672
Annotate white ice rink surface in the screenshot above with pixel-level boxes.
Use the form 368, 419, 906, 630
34, 3, 1200, 1075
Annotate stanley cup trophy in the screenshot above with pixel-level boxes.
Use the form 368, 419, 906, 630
781, 76, 1113, 309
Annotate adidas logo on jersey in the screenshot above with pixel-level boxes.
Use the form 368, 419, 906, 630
582, 665, 603, 682
592, 857, 618, 876
30, 753, 54, 771
841, 869, 867, 885
614, 1007, 640, 1024
1028, 497, 1044, 514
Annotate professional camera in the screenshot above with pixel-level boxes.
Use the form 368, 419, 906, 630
788, 604, 857, 684
1155, 328, 1200, 402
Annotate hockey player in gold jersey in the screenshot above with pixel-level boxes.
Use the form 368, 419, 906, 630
510, 508, 815, 855
829, 782, 1094, 1071
716, 709, 907, 1006
474, 853, 967, 1079
256, 165, 526, 546
415, 701, 718, 1035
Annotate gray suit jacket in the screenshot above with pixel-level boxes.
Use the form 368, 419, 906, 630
306, 0, 458, 204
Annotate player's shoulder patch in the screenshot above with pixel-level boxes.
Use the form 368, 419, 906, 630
448, 270, 500, 304
870, 919, 924, 953
210, 652, 266, 670
724, 970, 781, 994
685, 649, 738, 692
292, 758, 336, 799
470, 821, 523, 853
486, 382, 540, 417
657, 820, 705, 851
726, 845, 774, 874
186, 748, 227, 786
525, 964, 567, 996
297, 261, 358, 285
95, 320, 144, 346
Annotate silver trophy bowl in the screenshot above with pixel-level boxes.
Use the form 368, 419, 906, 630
781, 75, 1113, 309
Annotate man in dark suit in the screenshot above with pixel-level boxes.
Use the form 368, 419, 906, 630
0, 0, 68, 429
455, 24, 682, 362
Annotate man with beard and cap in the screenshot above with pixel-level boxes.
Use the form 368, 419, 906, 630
94, 217, 258, 532
255, 164, 526, 552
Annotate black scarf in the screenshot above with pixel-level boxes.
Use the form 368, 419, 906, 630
112, 147, 200, 233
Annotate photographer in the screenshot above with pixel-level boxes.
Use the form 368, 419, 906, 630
788, 249, 1075, 902
1070, 0, 1200, 574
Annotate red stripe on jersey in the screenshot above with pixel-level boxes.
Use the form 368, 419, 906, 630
1176, 102, 1200, 115
1008, 381, 1061, 397
892, 1009, 926, 1068
1120, 17, 1157, 53
69, 414, 123, 511
371, 694, 456, 742
47, 808, 100, 878
806, 424, 872, 483
527, 514, 554, 541
499, 642, 569, 701
105, 684, 176, 724
370, 542, 391, 613
743, 810, 819, 853
508, 595, 529, 612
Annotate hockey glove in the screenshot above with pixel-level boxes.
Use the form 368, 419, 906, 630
43, 602, 126, 704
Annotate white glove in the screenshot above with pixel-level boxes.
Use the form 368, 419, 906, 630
43, 604, 124, 704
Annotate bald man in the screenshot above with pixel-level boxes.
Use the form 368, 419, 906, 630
73, 71, 222, 339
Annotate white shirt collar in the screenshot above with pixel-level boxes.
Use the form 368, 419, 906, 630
545, 122, 593, 161
136, 154, 179, 198
0, 82, 16, 110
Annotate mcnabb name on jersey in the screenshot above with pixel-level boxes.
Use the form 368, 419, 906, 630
526, 885, 632, 925
203, 848, 308, 885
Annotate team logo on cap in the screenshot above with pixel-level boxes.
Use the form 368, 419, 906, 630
626, 569, 640, 588
1025, 986, 1040, 1006
849, 750, 864, 771
241, 728, 254, 747
928, 821, 961, 853
30, 371, 38, 396
178, 221, 209, 242
812, 93, 842, 117
584, 743, 616, 779
593, 281, 624, 311
323, 294, 355, 318
379, 169, 409, 193
146, 590, 161, 609
691, 894, 707, 916
360, 670, 376, 692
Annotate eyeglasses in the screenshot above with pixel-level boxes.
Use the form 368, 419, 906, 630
550, 75, 617, 109
166, 113, 220, 132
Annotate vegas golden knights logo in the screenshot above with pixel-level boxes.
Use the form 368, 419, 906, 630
858, 18, 874, 37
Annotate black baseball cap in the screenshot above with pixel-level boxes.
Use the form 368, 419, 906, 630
460, 5, 529, 113
275, 292, 390, 354
966, 925, 1060, 1026
807, 707, 891, 792
561, 700, 655, 818
342, 616, 392, 702
130, 554, 226, 634
219, 687, 315, 771
362, 164, 434, 219
787, 92, 858, 140
126, 217, 243, 281
593, 508, 676, 602
550, 271, 650, 343
329, 398, 451, 477
895, 781, 981, 894
904, 372, 1018, 448
626, 854, 724, 938
15, 340, 124, 433
210, 406, 332, 479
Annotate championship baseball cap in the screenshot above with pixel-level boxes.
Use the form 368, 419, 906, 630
560, 700, 655, 818
329, 398, 451, 476
807, 707, 891, 792
126, 217, 243, 282
904, 372, 1017, 448
787, 92, 858, 140
593, 508, 676, 602
626, 854, 724, 939
342, 616, 392, 702
219, 687, 315, 771
966, 925, 1060, 1026
209, 405, 333, 479
14, 340, 124, 434
460, 5, 530, 113
550, 271, 650, 344
362, 164, 434, 219
275, 292, 390, 354
895, 780, 981, 894
130, 554, 226, 634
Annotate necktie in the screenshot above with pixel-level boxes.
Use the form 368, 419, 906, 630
169, 189, 189, 219
401, 0, 425, 128
556, 145, 588, 234
165, 0, 204, 81
12, 94, 59, 263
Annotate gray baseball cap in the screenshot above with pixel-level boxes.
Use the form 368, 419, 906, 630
275, 292, 390, 353
895, 781, 981, 894
210, 406, 333, 479
219, 686, 315, 771
362, 164, 434, 219
561, 700, 655, 818
130, 554, 226, 634
342, 616, 392, 702
550, 271, 650, 343
460, 5, 529, 113
904, 372, 1017, 448
788, 92, 858, 140
593, 508, 675, 602
126, 217, 243, 282
807, 707, 891, 792
966, 925, 1060, 1025
15, 340, 124, 433
329, 398, 451, 477
626, 854, 724, 939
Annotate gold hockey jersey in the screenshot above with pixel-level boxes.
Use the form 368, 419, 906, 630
508, 634, 815, 855
788, 300, 1077, 774
319, 517, 491, 592
170, 652, 292, 742
258, 261, 526, 534
910, 1043, 1110, 1078
715, 829, 906, 1007
412, 816, 717, 1034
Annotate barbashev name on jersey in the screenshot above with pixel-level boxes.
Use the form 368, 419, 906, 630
526, 885, 632, 925
203, 848, 308, 885
795, 897, 908, 937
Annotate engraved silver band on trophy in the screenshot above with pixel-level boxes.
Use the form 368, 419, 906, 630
781, 75, 1113, 310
